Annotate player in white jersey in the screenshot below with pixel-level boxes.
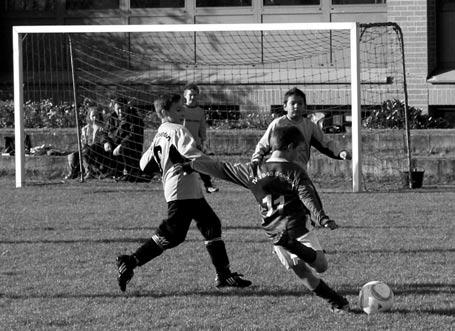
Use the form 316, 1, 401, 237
182, 83, 219, 193
115, 94, 251, 292
252, 87, 350, 170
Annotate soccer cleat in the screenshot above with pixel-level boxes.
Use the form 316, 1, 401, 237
206, 186, 219, 193
116, 255, 135, 292
215, 272, 252, 288
329, 297, 350, 314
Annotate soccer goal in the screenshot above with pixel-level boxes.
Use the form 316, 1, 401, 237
12, 22, 409, 191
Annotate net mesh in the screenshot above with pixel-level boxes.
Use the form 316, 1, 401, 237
17, 24, 408, 190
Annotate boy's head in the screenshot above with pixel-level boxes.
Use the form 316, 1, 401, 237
270, 126, 304, 158
283, 87, 307, 122
111, 97, 129, 119
183, 83, 200, 107
154, 94, 184, 124
87, 106, 102, 123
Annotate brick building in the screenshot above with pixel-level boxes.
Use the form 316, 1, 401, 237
0, 0, 453, 123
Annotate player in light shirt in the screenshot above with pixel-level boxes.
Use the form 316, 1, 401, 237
115, 94, 251, 292
252, 87, 350, 170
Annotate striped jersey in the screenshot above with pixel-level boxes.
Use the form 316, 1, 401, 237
191, 157, 328, 241
140, 121, 206, 202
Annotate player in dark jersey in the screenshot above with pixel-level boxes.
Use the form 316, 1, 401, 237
181, 125, 349, 312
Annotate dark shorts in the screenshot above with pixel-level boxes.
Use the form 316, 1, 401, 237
155, 198, 222, 249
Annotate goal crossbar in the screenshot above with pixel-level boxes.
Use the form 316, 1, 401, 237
12, 22, 361, 191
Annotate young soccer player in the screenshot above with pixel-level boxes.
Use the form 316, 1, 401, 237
182, 83, 219, 193
181, 125, 350, 312
251, 87, 350, 170
115, 93, 251, 292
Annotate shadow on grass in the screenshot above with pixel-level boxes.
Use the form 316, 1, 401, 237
1, 238, 453, 256
1, 283, 453, 316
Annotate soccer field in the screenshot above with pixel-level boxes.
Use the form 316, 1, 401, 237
0, 178, 454, 330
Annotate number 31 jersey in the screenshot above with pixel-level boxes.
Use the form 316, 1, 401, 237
191, 157, 329, 241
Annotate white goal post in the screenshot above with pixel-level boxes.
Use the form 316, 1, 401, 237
12, 22, 362, 191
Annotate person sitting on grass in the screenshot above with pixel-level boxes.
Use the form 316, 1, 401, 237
115, 93, 251, 292
64, 106, 107, 180
179, 125, 350, 313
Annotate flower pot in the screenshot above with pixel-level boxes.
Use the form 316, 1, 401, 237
402, 170, 424, 189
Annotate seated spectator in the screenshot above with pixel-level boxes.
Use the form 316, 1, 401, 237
102, 97, 144, 181
64, 107, 107, 180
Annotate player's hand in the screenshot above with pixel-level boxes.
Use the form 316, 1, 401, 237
113, 144, 122, 156
104, 142, 112, 152
320, 217, 339, 230
174, 162, 193, 176
339, 150, 351, 160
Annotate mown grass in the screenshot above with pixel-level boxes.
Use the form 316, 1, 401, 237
0, 178, 454, 330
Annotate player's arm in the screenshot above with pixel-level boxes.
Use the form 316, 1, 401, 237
294, 170, 338, 229
251, 121, 275, 164
309, 121, 350, 160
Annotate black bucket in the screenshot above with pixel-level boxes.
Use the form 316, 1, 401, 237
402, 170, 424, 189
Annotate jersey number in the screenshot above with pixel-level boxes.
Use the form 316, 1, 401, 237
262, 194, 285, 218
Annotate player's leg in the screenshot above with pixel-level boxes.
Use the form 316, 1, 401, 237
290, 261, 349, 313
274, 232, 349, 312
116, 201, 192, 292
192, 199, 251, 288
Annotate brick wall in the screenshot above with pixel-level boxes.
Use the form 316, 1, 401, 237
387, 0, 429, 113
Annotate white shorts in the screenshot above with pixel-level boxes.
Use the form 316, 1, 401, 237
273, 231, 322, 270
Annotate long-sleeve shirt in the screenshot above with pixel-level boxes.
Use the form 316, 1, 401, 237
140, 121, 207, 202
81, 123, 104, 147
183, 105, 206, 148
251, 115, 343, 169
190, 157, 328, 243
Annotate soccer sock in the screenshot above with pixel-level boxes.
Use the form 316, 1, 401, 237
282, 240, 317, 265
205, 238, 231, 276
313, 279, 346, 305
132, 236, 164, 267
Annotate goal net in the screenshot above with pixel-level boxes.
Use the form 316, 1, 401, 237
12, 22, 409, 191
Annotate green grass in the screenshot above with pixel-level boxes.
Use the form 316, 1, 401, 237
0, 178, 454, 330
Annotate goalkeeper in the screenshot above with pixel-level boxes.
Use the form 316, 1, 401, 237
180, 125, 350, 313
251, 87, 351, 170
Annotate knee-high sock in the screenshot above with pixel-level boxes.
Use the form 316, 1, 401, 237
133, 236, 164, 267
205, 238, 230, 275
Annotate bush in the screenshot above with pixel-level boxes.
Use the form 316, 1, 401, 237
0, 99, 84, 129
363, 99, 452, 129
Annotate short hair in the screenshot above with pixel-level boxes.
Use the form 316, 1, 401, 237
154, 94, 181, 118
183, 83, 200, 94
283, 87, 307, 106
270, 126, 305, 151
111, 96, 129, 106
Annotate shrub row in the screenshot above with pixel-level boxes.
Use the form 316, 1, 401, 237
0, 98, 451, 130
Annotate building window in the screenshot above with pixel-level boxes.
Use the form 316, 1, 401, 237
2, 0, 55, 11
264, 0, 319, 5
131, 0, 184, 8
196, 0, 252, 7
332, 0, 385, 4
66, 0, 119, 10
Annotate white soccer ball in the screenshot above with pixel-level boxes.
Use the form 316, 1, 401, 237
358, 281, 394, 314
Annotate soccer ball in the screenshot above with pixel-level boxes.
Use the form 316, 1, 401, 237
358, 281, 394, 314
